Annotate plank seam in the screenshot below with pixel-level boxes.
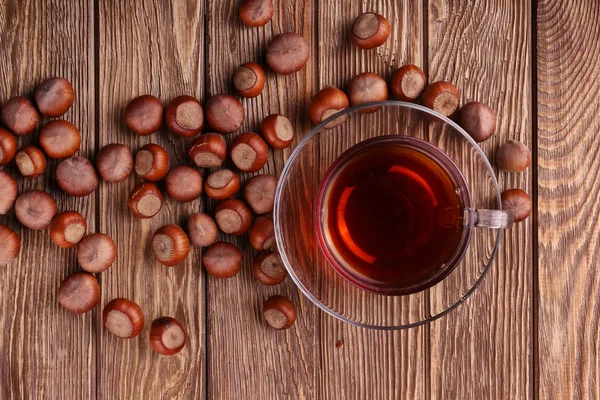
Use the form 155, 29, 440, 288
93, 0, 101, 398
531, 0, 539, 399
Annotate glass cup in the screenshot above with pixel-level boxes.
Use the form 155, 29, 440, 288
275, 101, 510, 329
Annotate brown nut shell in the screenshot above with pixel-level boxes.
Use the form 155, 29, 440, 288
166, 95, 204, 137
15, 146, 47, 178
50, 211, 87, 248
230, 132, 269, 173
234, 62, 266, 98
0, 224, 20, 267
351, 12, 391, 50
239, 0, 274, 27
39, 120, 81, 158
421, 81, 460, 117
0, 127, 17, 165
150, 317, 187, 355
1, 96, 39, 136
391, 65, 427, 102
308, 86, 350, 129
187, 213, 219, 248
347, 72, 388, 113
496, 140, 531, 173
253, 251, 287, 286
77, 233, 117, 273
152, 225, 190, 267
249, 216, 276, 251
260, 114, 294, 149
203, 241, 243, 278
266, 33, 310, 75
243, 174, 278, 214
205, 94, 245, 134
165, 165, 203, 202
103, 298, 145, 339
15, 190, 57, 230
0, 171, 18, 215
263, 295, 296, 330
34, 77, 75, 117
96, 143, 134, 183
135, 143, 170, 181
204, 169, 241, 200
58, 272, 100, 314
124, 95, 164, 136
214, 199, 253, 235
56, 156, 99, 197
128, 182, 164, 219
189, 133, 227, 168
501, 189, 532, 223
457, 101, 497, 143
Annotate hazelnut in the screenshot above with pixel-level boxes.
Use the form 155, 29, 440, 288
96, 143, 134, 183
391, 64, 427, 102
128, 182, 164, 219
308, 86, 350, 128
203, 241, 242, 278
34, 77, 75, 117
165, 95, 204, 137
15, 190, 57, 230
0, 171, 17, 215
150, 317, 186, 356
234, 62, 266, 98
50, 211, 87, 248
266, 33, 310, 75
501, 189, 532, 223
1, 96, 39, 136
0, 224, 20, 266
188, 133, 227, 168
262, 295, 296, 330
496, 140, 531, 172
124, 95, 164, 136
56, 156, 99, 197
0, 127, 17, 165
152, 225, 190, 266
350, 12, 390, 50
58, 272, 100, 314
253, 251, 287, 286
135, 143, 170, 181
421, 81, 460, 117
239, 0, 274, 27
214, 199, 253, 235
347, 72, 388, 113
205, 94, 244, 134
243, 174, 278, 214
77, 233, 117, 273
249, 216, 275, 251
260, 114, 294, 149
187, 213, 218, 248
39, 120, 81, 158
204, 169, 240, 200
15, 146, 47, 178
457, 101, 497, 143
103, 298, 145, 339
165, 165, 203, 202
230, 132, 269, 173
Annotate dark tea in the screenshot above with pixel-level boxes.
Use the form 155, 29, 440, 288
316, 136, 471, 295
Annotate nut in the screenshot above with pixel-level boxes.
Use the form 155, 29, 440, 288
253, 251, 287, 286
347, 72, 388, 113
128, 182, 164, 219
34, 77, 75, 117
204, 169, 240, 200
77, 233, 117, 273
239, 0, 274, 27
103, 298, 145, 339
0, 171, 17, 215
243, 174, 278, 214
56, 156, 99, 197
187, 213, 218, 248
249, 216, 275, 251
39, 120, 81, 158
15, 190, 57, 230
123, 95, 164, 136
308, 86, 350, 128
205, 94, 244, 134
150, 317, 187, 356
15, 146, 47, 178
496, 140, 531, 172
165, 95, 204, 137
50, 211, 87, 248
0, 224, 20, 266
58, 272, 100, 314
165, 165, 203, 203
456, 101, 497, 143
260, 114, 294, 149
96, 143, 134, 183
391, 65, 427, 102
230, 132, 269, 173
203, 241, 242, 278
234, 62, 266, 98
350, 12, 390, 50
214, 199, 253, 235
421, 81, 460, 117
266, 33, 310, 75
152, 225, 190, 267
501, 189, 532, 223
1, 96, 39, 136
0, 127, 17, 165
135, 143, 170, 182
263, 295, 296, 330
188, 133, 227, 168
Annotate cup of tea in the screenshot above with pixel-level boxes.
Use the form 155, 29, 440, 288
275, 101, 510, 329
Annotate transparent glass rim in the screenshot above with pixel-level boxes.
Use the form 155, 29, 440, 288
274, 100, 502, 330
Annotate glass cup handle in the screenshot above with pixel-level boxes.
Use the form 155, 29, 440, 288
463, 208, 513, 229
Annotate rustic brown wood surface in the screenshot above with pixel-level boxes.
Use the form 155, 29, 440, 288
0, 0, 592, 399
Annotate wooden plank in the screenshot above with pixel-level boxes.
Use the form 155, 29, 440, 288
97, 1, 205, 398
205, 1, 317, 398
316, 2, 427, 399
427, 1, 533, 399
0, 1, 96, 398
537, 2, 600, 399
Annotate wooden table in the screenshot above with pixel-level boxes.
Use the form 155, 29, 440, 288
0, 0, 595, 398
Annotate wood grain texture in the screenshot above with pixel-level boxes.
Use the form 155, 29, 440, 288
427, 1, 533, 399
0, 1, 96, 398
97, 1, 205, 398
537, 1, 600, 399
316, 1, 427, 399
